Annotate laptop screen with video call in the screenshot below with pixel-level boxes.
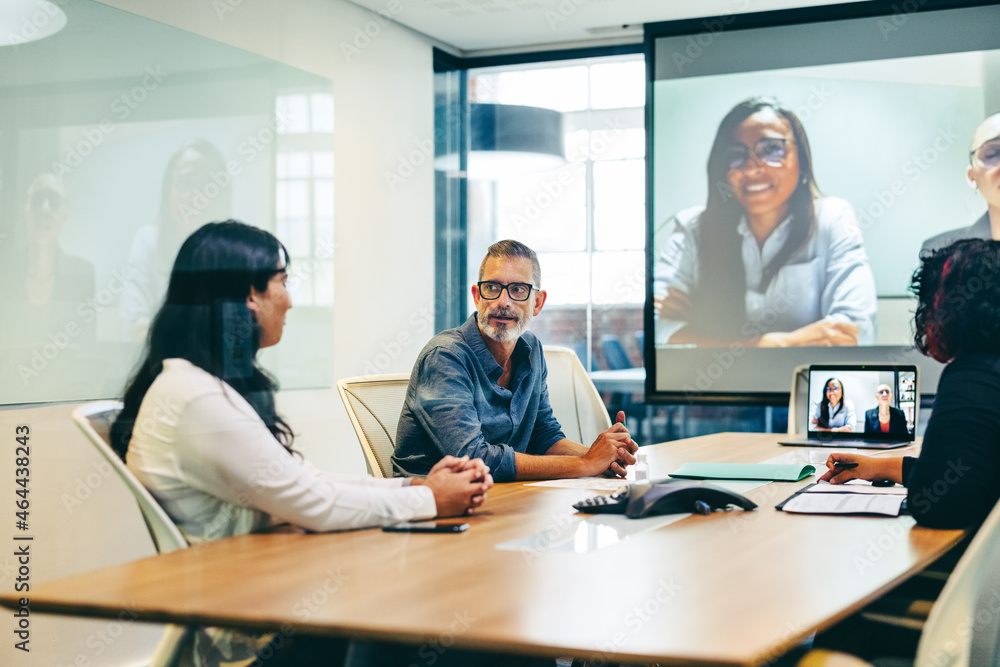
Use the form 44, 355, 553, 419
805, 364, 918, 443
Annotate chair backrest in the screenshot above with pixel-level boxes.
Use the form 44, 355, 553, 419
787, 365, 810, 434
337, 374, 411, 478
916, 498, 1000, 667
544, 346, 612, 446
72, 401, 187, 554
601, 334, 634, 370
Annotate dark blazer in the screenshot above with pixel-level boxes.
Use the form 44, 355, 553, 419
863, 407, 909, 436
920, 213, 990, 257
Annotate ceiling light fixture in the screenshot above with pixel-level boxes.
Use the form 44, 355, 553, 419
0, 0, 67, 48
435, 103, 565, 180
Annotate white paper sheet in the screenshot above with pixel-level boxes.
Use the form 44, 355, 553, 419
782, 492, 904, 516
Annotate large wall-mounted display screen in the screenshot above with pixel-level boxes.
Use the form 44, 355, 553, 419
646, 0, 1000, 402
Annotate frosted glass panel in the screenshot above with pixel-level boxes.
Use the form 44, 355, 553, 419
0, 0, 335, 404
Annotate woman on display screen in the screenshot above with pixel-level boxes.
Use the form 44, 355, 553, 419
821, 239, 1000, 529
653, 97, 877, 347
810, 377, 856, 433
110, 220, 493, 666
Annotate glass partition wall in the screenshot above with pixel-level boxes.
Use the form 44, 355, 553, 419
0, 0, 334, 404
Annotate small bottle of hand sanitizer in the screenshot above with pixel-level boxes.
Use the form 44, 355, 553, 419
634, 451, 648, 482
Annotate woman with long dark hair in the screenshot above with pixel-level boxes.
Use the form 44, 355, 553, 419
822, 239, 1000, 529
112, 220, 491, 666
653, 97, 877, 347
809, 377, 856, 432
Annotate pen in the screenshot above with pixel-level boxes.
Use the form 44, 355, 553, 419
833, 462, 859, 469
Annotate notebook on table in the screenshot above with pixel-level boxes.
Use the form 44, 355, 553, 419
779, 364, 918, 450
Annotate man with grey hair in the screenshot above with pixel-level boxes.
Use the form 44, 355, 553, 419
393, 239, 637, 483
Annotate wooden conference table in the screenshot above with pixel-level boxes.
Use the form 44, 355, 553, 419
1, 433, 965, 666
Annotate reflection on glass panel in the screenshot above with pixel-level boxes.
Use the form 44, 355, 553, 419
287, 152, 310, 178
277, 94, 310, 134
278, 219, 310, 257
314, 180, 334, 219
590, 61, 646, 109
0, 0, 334, 403
314, 260, 335, 306
496, 163, 586, 252
313, 152, 334, 177
592, 251, 644, 304
314, 220, 334, 257
493, 67, 589, 112
591, 128, 645, 161
310, 93, 335, 133
537, 252, 589, 306
285, 181, 309, 218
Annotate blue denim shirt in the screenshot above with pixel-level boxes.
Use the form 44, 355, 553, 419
392, 314, 566, 482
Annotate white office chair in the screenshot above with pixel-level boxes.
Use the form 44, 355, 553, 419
337, 350, 610, 480
797, 496, 1000, 667
337, 374, 411, 478
543, 345, 611, 446
72, 401, 191, 667
788, 364, 810, 434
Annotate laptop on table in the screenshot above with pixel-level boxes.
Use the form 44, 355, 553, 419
779, 364, 918, 450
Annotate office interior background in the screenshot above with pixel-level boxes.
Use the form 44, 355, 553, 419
0, 0, 978, 663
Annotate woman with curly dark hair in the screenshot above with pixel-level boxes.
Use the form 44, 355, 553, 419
820, 238, 1000, 528
653, 97, 877, 347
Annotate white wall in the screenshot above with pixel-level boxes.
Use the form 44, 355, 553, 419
4, 1, 441, 664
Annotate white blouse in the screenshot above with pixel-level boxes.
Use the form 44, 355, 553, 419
127, 358, 436, 545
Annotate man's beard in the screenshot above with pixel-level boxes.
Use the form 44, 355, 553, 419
478, 305, 529, 343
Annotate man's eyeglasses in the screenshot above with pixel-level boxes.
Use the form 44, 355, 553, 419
970, 136, 1000, 169
876, 388, 892, 395
477, 281, 535, 302
29, 189, 64, 212
727, 137, 788, 171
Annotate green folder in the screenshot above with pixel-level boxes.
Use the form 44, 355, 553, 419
669, 462, 816, 482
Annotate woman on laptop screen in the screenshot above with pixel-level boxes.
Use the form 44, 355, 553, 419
863, 384, 909, 436
653, 97, 877, 347
810, 378, 856, 432
821, 239, 1000, 529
